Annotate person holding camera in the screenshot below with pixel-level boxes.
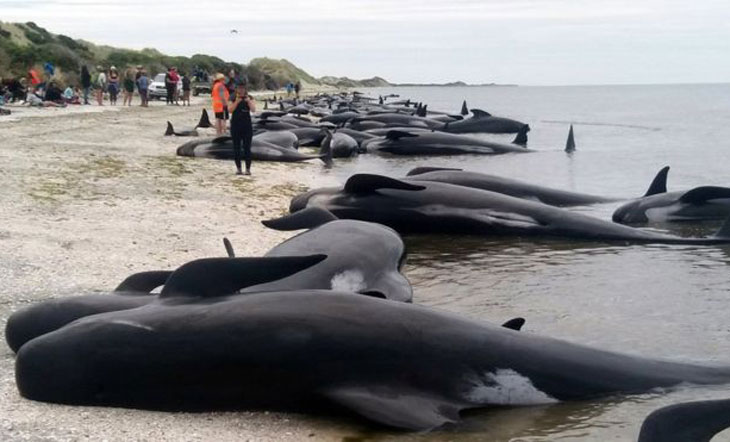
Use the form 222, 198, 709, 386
228, 83, 256, 175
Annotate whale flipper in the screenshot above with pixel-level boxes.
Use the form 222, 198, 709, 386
501, 317, 526, 331
197, 109, 212, 128
114, 271, 172, 293
461, 100, 468, 116
223, 237, 235, 258
323, 386, 462, 431
679, 186, 730, 204
512, 126, 529, 146
638, 399, 730, 442
565, 125, 576, 153
471, 109, 492, 118
406, 166, 463, 176
385, 130, 419, 140
643, 166, 670, 196
344, 174, 426, 194
165, 122, 175, 136
263, 207, 338, 231
319, 131, 334, 167
160, 255, 327, 298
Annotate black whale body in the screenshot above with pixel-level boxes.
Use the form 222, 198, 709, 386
15, 291, 730, 431
289, 174, 730, 244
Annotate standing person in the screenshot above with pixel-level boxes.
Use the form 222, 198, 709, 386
95, 66, 107, 105
80, 65, 91, 105
135, 65, 143, 81
122, 68, 135, 106
228, 83, 256, 175
294, 81, 301, 99
164, 67, 175, 105
107, 66, 120, 105
136, 69, 149, 107
181, 72, 191, 106
170, 67, 180, 105
211, 73, 229, 136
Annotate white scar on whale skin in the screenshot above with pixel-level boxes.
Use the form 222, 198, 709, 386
108, 320, 154, 332
465, 369, 557, 405
330, 270, 366, 292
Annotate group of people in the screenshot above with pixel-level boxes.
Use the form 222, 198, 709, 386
286, 81, 302, 98
85, 65, 152, 107
211, 72, 256, 176
163, 67, 192, 107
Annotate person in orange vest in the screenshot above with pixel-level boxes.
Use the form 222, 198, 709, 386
211, 73, 230, 136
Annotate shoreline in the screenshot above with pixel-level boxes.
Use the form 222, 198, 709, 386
0, 96, 354, 441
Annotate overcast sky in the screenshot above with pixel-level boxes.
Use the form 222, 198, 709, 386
3, 0, 729, 85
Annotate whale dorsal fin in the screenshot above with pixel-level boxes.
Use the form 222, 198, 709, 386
160, 255, 326, 298
262, 207, 338, 231
406, 167, 463, 176
564, 125, 576, 153
501, 317, 526, 331
644, 166, 670, 196
323, 386, 462, 431
212, 136, 232, 144
114, 270, 173, 293
461, 100, 468, 116
385, 130, 419, 141
513, 126, 529, 146
223, 237, 235, 258
197, 109, 212, 128
471, 109, 491, 118
679, 186, 730, 204
344, 174, 426, 194
165, 122, 175, 136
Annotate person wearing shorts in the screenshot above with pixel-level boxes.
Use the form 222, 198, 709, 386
211, 73, 230, 135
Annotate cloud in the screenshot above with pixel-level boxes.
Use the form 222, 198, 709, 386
2, 0, 729, 84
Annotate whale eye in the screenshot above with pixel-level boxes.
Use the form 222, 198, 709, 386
359, 291, 386, 299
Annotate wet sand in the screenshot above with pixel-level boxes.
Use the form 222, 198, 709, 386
0, 97, 355, 441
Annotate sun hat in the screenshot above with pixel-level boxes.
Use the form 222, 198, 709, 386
214, 73, 226, 81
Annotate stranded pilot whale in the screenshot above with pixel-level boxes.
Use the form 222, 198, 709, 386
176, 135, 333, 165
4, 256, 326, 353
164, 109, 212, 136
613, 166, 730, 223
360, 128, 530, 156
289, 174, 730, 245
5, 209, 413, 352
15, 291, 730, 431
405, 167, 620, 206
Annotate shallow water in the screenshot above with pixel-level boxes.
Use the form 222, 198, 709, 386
318, 84, 730, 440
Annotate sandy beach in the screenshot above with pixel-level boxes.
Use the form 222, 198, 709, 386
0, 97, 360, 441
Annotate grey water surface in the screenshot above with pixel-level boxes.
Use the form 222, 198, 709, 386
318, 84, 730, 441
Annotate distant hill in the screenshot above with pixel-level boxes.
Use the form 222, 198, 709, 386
250, 57, 392, 89
0, 22, 390, 90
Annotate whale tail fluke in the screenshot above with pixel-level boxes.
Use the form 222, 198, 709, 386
502, 317, 526, 331
160, 255, 327, 298
512, 125, 529, 146
644, 166, 670, 196
461, 100, 468, 116
565, 125, 576, 153
165, 121, 175, 136
319, 129, 334, 168
197, 109, 212, 128
223, 237, 235, 258
263, 207, 339, 231
114, 270, 173, 293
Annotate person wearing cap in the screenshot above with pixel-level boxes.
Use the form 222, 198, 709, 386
228, 83, 256, 175
211, 73, 230, 136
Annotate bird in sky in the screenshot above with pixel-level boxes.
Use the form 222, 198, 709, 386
230, 29, 238, 34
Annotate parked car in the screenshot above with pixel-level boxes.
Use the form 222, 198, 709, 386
148, 73, 182, 100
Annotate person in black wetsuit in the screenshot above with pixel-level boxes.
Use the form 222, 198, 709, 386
227, 83, 256, 175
